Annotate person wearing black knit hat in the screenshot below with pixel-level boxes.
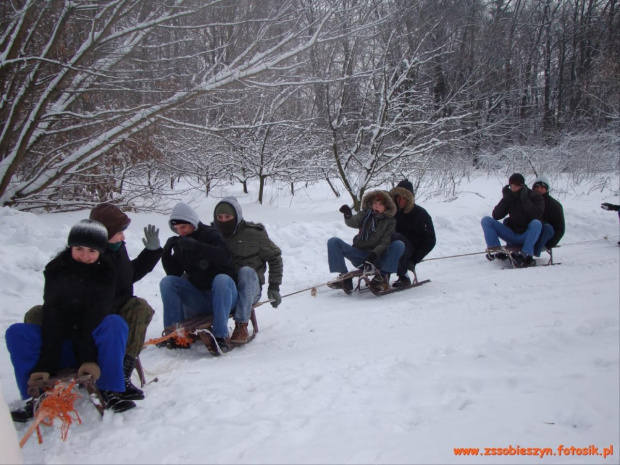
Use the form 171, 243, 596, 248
24, 205, 163, 403
531, 176, 565, 256
388, 180, 436, 287
159, 202, 238, 352
6, 219, 135, 422
481, 173, 545, 268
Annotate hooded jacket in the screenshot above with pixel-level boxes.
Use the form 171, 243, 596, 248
213, 197, 283, 289
532, 178, 565, 248
346, 190, 397, 257
389, 186, 436, 264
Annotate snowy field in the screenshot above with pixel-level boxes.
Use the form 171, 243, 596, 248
0, 174, 619, 464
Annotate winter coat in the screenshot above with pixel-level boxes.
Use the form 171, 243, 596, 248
161, 222, 236, 290
108, 243, 162, 311
541, 193, 565, 248
34, 249, 116, 374
346, 190, 397, 257
389, 186, 436, 264
213, 197, 283, 289
492, 185, 545, 234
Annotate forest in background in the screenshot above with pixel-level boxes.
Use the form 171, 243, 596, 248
1, 0, 618, 211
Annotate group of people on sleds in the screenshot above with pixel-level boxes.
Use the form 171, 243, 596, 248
3, 173, 579, 422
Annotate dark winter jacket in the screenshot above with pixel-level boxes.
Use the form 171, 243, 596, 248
34, 249, 116, 374
108, 242, 162, 311
389, 186, 436, 264
213, 197, 283, 290
541, 193, 565, 248
161, 222, 236, 290
346, 190, 397, 257
492, 185, 545, 234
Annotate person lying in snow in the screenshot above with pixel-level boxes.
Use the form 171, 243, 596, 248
327, 190, 404, 293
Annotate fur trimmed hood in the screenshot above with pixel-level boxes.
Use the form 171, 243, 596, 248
389, 186, 415, 214
360, 190, 398, 218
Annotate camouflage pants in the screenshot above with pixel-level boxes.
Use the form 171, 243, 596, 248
23, 297, 154, 359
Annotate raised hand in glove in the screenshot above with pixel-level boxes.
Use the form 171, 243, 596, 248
601, 202, 620, 211
502, 185, 513, 202
364, 252, 378, 264
142, 224, 161, 250
267, 285, 282, 308
27, 372, 50, 397
163, 236, 179, 252
77, 362, 101, 381
339, 204, 353, 218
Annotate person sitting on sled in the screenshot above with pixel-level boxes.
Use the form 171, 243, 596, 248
531, 176, 565, 257
212, 197, 283, 344
481, 173, 544, 268
23, 203, 163, 403
327, 190, 405, 293
389, 180, 436, 288
6, 220, 134, 422
159, 202, 237, 352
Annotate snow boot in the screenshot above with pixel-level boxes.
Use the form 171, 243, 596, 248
369, 273, 390, 293
392, 274, 411, 289
120, 355, 144, 401
328, 275, 353, 294
512, 251, 536, 268
231, 322, 250, 344
215, 336, 231, 354
11, 398, 35, 423
101, 390, 136, 413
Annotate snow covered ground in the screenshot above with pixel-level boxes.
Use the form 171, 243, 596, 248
1, 174, 618, 464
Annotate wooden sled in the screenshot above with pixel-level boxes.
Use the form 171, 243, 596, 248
486, 245, 559, 267
155, 309, 259, 356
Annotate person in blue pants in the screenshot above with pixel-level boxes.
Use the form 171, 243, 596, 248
5, 219, 133, 422
159, 202, 238, 352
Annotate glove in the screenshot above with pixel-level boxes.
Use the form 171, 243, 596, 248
364, 252, 378, 264
27, 372, 50, 397
142, 224, 161, 250
177, 236, 199, 252
601, 202, 620, 211
267, 285, 282, 308
163, 236, 179, 253
339, 205, 352, 218
77, 362, 101, 381
502, 185, 512, 202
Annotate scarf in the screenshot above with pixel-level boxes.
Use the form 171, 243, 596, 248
359, 210, 385, 241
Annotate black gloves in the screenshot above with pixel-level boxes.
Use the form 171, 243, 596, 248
163, 236, 179, 253
177, 236, 199, 252
364, 252, 377, 264
601, 202, 620, 211
502, 186, 512, 202
339, 205, 352, 218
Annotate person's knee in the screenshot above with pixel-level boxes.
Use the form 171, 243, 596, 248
481, 216, 494, 227
327, 237, 339, 247
102, 314, 129, 333
237, 266, 257, 283
159, 275, 179, 293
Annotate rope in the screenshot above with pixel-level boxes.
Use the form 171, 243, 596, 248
20, 379, 81, 448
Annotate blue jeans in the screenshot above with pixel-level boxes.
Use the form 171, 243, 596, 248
235, 266, 260, 323
327, 237, 405, 274
481, 216, 542, 256
5, 315, 128, 399
159, 274, 237, 338
533, 224, 555, 257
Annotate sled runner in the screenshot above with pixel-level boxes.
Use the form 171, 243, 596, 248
485, 245, 559, 268
327, 264, 430, 296
147, 309, 259, 356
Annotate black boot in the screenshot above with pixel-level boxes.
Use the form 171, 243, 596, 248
101, 390, 136, 413
11, 398, 35, 423
120, 355, 144, 401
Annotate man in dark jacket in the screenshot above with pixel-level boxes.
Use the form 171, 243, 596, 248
481, 173, 544, 267
389, 180, 436, 288
23, 203, 163, 401
159, 202, 237, 351
531, 176, 565, 256
212, 196, 283, 344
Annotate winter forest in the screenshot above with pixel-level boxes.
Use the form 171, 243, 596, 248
1, 0, 618, 212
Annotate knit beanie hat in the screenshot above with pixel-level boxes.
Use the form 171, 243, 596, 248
168, 202, 200, 233
533, 175, 550, 191
508, 173, 525, 186
396, 179, 414, 193
67, 219, 109, 253
215, 202, 236, 217
89, 203, 131, 239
